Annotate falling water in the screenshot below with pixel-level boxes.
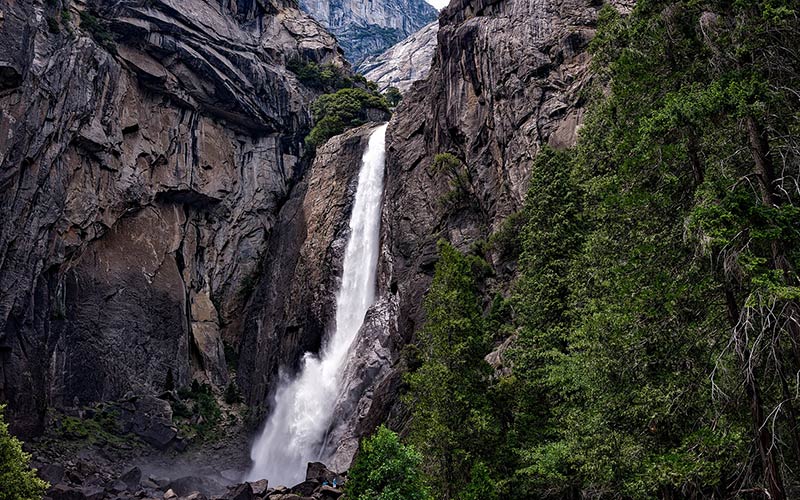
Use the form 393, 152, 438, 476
247, 123, 388, 486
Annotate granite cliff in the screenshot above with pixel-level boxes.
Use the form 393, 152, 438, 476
358, 21, 439, 93
298, 0, 438, 64
0, 0, 343, 436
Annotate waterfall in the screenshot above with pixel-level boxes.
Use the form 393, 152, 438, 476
247, 123, 388, 486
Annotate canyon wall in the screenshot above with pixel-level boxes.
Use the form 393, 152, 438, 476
298, 0, 438, 64
0, 0, 342, 435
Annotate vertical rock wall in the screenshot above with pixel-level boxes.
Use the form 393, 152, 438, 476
0, 0, 343, 435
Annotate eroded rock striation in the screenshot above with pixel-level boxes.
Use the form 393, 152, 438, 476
0, 0, 343, 435
298, 0, 438, 64
358, 21, 439, 93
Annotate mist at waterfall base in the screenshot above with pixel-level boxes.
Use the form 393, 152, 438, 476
247, 124, 388, 487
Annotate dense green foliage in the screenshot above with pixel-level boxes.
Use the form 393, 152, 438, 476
0, 406, 48, 500
401, 1, 800, 498
346, 426, 430, 500
405, 242, 500, 499
306, 88, 389, 148
384, 87, 402, 108
287, 59, 354, 90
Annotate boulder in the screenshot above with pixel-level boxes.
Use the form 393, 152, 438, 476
304, 463, 336, 484
121, 467, 142, 491
110, 480, 129, 494
223, 483, 253, 500
49, 484, 88, 500
38, 464, 66, 485
141, 479, 160, 490
181, 493, 207, 500
116, 396, 178, 450
149, 476, 170, 489
318, 485, 343, 499
82, 486, 105, 500
288, 480, 317, 497
166, 477, 226, 498
247, 480, 269, 496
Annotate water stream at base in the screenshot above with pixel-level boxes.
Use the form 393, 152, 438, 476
246, 123, 388, 486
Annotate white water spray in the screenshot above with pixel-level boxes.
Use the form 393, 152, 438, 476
247, 124, 388, 486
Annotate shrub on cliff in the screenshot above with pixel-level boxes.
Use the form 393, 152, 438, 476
0, 405, 49, 500
287, 59, 352, 90
346, 425, 430, 500
306, 88, 389, 148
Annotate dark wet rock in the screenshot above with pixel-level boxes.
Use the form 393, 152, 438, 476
150, 476, 170, 489
318, 485, 343, 499
222, 483, 253, 500
121, 467, 142, 491
82, 486, 106, 500
110, 480, 129, 494
39, 463, 66, 485
247, 480, 269, 496
49, 484, 89, 500
142, 479, 160, 490
167, 477, 226, 498
304, 463, 338, 485
288, 480, 318, 497
115, 397, 177, 450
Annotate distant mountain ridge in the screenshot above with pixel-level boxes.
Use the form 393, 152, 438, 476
298, 0, 439, 64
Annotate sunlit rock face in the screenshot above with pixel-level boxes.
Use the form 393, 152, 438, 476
0, 0, 343, 435
298, 0, 438, 64
358, 21, 439, 93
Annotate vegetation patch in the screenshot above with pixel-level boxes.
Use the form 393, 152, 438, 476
172, 381, 224, 441
346, 426, 430, 500
55, 406, 134, 447
79, 10, 116, 54
305, 88, 389, 148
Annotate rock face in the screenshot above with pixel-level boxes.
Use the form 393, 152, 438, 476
298, 0, 438, 64
237, 124, 381, 410
358, 21, 439, 92
329, 0, 635, 453
0, 0, 343, 435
